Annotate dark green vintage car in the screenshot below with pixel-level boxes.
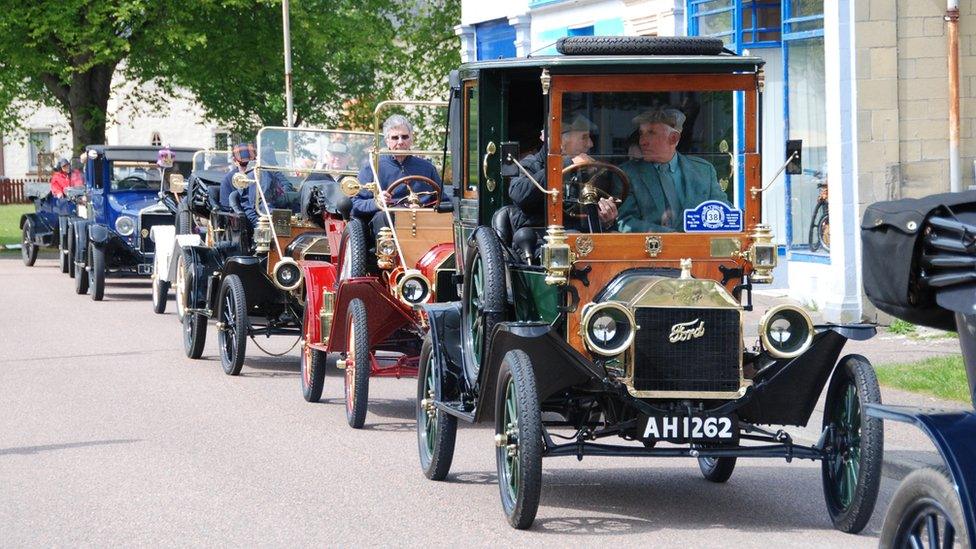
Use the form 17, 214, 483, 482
415, 36, 883, 531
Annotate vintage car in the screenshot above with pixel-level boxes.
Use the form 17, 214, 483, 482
861, 191, 976, 548
150, 149, 231, 315
300, 100, 457, 429
20, 181, 84, 271
69, 145, 198, 300
414, 36, 883, 531
179, 127, 372, 376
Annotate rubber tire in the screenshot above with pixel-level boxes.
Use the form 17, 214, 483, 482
152, 276, 169, 314
176, 198, 193, 235
175, 249, 191, 322
340, 218, 368, 279
21, 219, 37, 266
217, 274, 248, 376
698, 456, 737, 483
808, 201, 826, 252
67, 225, 76, 279
58, 234, 69, 273
461, 227, 507, 374
495, 349, 543, 530
73, 244, 89, 295
344, 298, 370, 429
818, 213, 831, 253
821, 354, 883, 534
183, 310, 207, 359
879, 467, 969, 549
301, 343, 330, 403
557, 35, 725, 56
90, 245, 106, 301
417, 334, 457, 480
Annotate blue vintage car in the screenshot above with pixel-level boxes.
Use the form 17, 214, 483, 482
70, 145, 198, 301
19, 183, 84, 272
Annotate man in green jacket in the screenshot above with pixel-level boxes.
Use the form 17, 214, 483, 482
618, 107, 729, 233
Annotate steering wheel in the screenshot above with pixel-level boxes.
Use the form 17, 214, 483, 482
561, 160, 630, 222
385, 175, 441, 209
117, 175, 150, 190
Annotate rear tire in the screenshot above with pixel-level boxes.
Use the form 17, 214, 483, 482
301, 343, 329, 403
58, 235, 69, 273
217, 274, 247, 376
344, 298, 370, 428
152, 276, 169, 314
21, 220, 37, 266
67, 225, 76, 279
339, 218, 368, 279
73, 245, 89, 295
417, 335, 457, 480
495, 349, 543, 530
183, 311, 207, 359
880, 467, 968, 549
90, 245, 105, 301
698, 456, 737, 483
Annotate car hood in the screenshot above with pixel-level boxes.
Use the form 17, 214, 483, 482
108, 192, 167, 217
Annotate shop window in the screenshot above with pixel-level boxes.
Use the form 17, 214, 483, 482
689, 0, 781, 50
688, 0, 735, 47
150, 131, 162, 146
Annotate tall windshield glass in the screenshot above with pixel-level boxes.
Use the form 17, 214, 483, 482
192, 149, 232, 172
110, 161, 191, 191
559, 91, 737, 234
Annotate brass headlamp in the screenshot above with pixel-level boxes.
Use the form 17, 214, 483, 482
734, 224, 777, 284
375, 226, 396, 270
254, 215, 273, 254
541, 225, 573, 285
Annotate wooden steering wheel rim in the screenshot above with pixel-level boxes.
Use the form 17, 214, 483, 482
385, 174, 441, 208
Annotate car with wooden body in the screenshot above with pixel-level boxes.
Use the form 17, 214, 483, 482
414, 35, 883, 531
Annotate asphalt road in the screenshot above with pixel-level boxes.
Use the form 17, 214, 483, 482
1, 253, 897, 547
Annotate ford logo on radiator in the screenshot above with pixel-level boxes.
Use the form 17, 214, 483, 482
669, 318, 705, 343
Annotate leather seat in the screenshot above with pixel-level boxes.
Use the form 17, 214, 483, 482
491, 205, 543, 263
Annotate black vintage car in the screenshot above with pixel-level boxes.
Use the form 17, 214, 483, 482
415, 36, 883, 531
20, 183, 84, 272
70, 145, 198, 300
862, 191, 976, 548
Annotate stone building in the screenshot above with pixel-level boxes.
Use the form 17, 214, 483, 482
457, 0, 973, 323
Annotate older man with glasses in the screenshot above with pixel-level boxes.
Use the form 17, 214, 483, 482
351, 114, 443, 237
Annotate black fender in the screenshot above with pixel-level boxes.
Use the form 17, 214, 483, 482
72, 219, 91, 266
88, 224, 113, 247
476, 322, 602, 423
183, 245, 223, 310
19, 213, 55, 247
222, 256, 280, 307
421, 302, 466, 405
867, 405, 976, 546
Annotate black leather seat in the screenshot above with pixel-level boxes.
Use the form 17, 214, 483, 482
491, 205, 543, 263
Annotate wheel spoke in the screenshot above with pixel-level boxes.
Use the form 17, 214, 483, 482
926, 514, 940, 549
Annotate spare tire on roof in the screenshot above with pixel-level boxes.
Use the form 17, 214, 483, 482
556, 36, 727, 56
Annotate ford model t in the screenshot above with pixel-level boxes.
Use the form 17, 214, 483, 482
69, 145, 197, 300
20, 165, 83, 272
179, 127, 372, 376
415, 36, 883, 531
300, 101, 456, 429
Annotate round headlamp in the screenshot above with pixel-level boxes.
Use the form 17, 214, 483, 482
115, 216, 136, 236
272, 258, 303, 291
397, 270, 431, 306
377, 236, 396, 258
581, 301, 636, 357
759, 304, 814, 359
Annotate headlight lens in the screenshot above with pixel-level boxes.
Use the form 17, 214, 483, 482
759, 304, 813, 358
272, 259, 303, 291
581, 301, 635, 356
115, 216, 135, 236
377, 237, 397, 258
397, 270, 430, 306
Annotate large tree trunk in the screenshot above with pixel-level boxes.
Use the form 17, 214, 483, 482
40, 61, 118, 156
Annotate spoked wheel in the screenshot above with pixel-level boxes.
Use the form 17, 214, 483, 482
21, 219, 37, 266
880, 467, 968, 549
301, 343, 331, 403
461, 227, 507, 377
698, 455, 737, 483
90, 245, 106, 301
152, 276, 169, 314
417, 334, 457, 480
344, 298, 370, 428
495, 350, 543, 530
821, 354, 883, 534
217, 274, 247, 376
175, 250, 190, 322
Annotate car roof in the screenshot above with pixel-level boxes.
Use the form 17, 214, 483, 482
459, 54, 764, 75
85, 145, 200, 163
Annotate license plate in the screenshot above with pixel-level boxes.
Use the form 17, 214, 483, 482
641, 415, 738, 443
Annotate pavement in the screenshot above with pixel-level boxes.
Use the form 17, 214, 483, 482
749, 291, 971, 482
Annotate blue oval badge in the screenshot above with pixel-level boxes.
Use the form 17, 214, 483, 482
683, 200, 742, 233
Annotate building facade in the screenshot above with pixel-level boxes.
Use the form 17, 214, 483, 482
457, 0, 974, 323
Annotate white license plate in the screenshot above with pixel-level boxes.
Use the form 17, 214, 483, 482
641, 415, 737, 442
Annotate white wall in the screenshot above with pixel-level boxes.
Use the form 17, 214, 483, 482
461, 0, 528, 26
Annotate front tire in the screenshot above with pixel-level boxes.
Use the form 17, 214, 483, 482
344, 298, 370, 428
67, 225, 76, 279
698, 456, 737, 483
417, 334, 457, 480
821, 354, 883, 534
339, 218, 368, 280
90, 245, 106, 301
217, 274, 247, 376
880, 467, 968, 549
73, 246, 89, 295
152, 276, 169, 314
21, 220, 37, 266
495, 349, 543, 530
301, 343, 331, 403
58, 234, 69, 273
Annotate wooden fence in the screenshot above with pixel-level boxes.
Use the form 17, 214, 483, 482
0, 178, 47, 205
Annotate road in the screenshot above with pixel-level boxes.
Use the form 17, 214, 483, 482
1, 253, 897, 546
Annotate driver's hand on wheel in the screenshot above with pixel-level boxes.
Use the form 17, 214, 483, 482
572, 153, 595, 165
597, 197, 617, 224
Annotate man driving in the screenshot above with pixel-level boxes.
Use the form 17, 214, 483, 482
618, 107, 728, 233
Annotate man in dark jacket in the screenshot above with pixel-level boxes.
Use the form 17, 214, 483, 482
219, 143, 255, 208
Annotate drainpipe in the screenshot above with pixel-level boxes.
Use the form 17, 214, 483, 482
947, 0, 961, 192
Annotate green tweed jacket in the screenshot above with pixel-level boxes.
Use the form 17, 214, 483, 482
617, 153, 729, 233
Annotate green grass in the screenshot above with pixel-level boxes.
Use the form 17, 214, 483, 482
875, 355, 972, 403
888, 319, 917, 335
0, 204, 32, 247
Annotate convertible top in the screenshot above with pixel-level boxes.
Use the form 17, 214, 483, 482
85, 145, 200, 163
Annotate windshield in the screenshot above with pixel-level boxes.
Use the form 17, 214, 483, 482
256, 128, 373, 184
192, 149, 233, 172
558, 91, 738, 234
109, 161, 192, 191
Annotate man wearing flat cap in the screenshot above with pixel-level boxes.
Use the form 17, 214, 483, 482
219, 142, 256, 208
508, 113, 618, 232
617, 106, 728, 233
303, 141, 353, 214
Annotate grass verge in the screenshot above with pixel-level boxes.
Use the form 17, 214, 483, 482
0, 204, 32, 247
875, 355, 972, 403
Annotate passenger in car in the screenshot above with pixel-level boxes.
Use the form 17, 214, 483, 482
618, 107, 728, 233
219, 143, 255, 209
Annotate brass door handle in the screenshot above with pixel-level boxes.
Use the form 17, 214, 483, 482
482, 141, 496, 191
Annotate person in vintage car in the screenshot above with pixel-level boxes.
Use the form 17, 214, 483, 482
351, 114, 442, 237
509, 115, 619, 234
618, 106, 729, 232
49, 158, 73, 197
219, 142, 255, 208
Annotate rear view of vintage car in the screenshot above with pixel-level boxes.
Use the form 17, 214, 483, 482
416, 36, 883, 531
300, 100, 457, 429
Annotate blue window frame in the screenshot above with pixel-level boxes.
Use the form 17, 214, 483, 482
688, 0, 781, 50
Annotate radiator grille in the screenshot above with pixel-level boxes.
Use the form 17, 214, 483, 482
633, 307, 741, 393
139, 213, 174, 254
